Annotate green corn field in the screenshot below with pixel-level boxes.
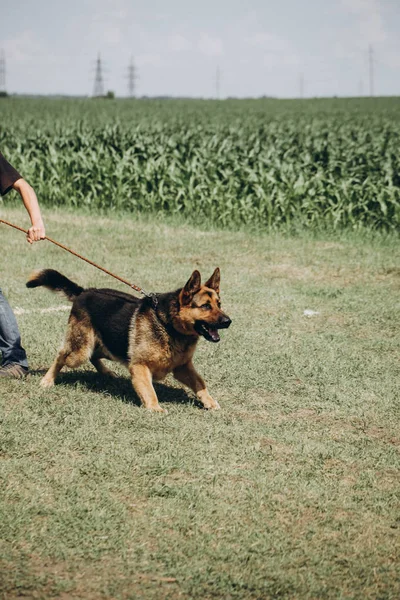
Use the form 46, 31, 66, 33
1, 97, 399, 230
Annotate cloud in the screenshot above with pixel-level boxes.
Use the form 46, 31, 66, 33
2, 29, 79, 94
340, 0, 387, 44
88, 0, 129, 22
3, 30, 54, 65
335, 0, 392, 61
340, 0, 381, 16
87, 8, 127, 49
198, 34, 224, 57
262, 52, 299, 69
247, 32, 290, 52
381, 45, 400, 69
136, 53, 165, 68
167, 34, 191, 53
246, 32, 300, 69
103, 25, 123, 46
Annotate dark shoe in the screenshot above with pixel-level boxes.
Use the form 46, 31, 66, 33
0, 363, 29, 379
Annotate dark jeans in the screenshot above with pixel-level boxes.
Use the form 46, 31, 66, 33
0, 287, 28, 368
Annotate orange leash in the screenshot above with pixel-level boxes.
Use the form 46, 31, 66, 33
0, 218, 153, 299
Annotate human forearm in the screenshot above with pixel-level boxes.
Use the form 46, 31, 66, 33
13, 178, 45, 243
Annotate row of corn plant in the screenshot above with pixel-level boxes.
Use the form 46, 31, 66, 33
1, 97, 399, 230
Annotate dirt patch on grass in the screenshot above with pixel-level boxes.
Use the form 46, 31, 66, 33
241, 258, 400, 289
365, 427, 400, 447
313, 242, 346, 250
260, 437, 293, 455
374, 469, 400, 491
1, 550, 181, 600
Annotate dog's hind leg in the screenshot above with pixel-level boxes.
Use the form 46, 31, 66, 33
90, 357, 117, 378
173, 361, 220, 410
129, 363, 166, 413
40, 350, 68, 388
41, 319, 94, 388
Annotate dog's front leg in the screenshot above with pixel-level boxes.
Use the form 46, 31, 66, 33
130, 363, 166, 413
173, 361, 220, 410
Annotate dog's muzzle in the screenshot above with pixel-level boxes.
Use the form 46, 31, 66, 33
217, 315, 232, 329
194, 315, 232, 343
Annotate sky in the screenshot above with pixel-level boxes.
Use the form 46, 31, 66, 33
1, 0, 400, 98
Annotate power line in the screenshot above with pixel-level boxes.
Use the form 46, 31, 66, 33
127, 56, 137, 97
299, 73, 304, 99
368, 45, 374, 97
93, 53, 105, 97
215, 65, 221, 99
0, 49, 5, 93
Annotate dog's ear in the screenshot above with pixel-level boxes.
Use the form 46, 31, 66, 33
205, 267, 220, 294
180, 270, 201, 305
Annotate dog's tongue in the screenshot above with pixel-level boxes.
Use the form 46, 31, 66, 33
209, 328, 220, 342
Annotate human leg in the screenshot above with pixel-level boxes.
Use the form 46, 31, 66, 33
0, 287, 29, 369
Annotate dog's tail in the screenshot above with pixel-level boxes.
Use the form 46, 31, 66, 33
26, 269, 84, 301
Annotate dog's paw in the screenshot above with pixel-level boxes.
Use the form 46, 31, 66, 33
197, 389, 220, 410
40, 377, 55, 389
146, 405, 168, 414
200, 394, 221, 410
205, 401, 221, 410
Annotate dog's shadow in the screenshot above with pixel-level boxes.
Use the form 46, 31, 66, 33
31, 368, 201, 409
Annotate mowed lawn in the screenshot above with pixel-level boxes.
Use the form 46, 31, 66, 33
0, 207, 399, 599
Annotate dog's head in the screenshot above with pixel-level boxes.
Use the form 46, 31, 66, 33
175, 268, 231, 342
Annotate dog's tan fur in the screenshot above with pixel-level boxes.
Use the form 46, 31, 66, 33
27, 268, 231, 413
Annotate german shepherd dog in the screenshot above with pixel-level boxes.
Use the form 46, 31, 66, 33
27, 268, 231, 413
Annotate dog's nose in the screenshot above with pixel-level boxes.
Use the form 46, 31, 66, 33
219, 315, 232, 329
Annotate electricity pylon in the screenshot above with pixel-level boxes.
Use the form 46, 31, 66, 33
127, 56, 137, 97
0, 49, 6, 94
93, 53, 105, 97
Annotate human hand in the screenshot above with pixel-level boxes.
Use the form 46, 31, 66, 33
27, 221, 46, 244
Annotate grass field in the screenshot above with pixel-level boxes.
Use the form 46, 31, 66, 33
0, 206, 399, 599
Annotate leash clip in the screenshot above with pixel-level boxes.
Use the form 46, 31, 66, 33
148, 293, 158, 309
142, 289, 158, 309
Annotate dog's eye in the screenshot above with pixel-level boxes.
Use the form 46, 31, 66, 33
201, 303, 212, 310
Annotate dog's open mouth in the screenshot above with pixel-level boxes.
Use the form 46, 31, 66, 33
194, 321, 221, 343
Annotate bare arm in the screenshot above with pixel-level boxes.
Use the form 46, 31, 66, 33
13, 178, 46, 244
